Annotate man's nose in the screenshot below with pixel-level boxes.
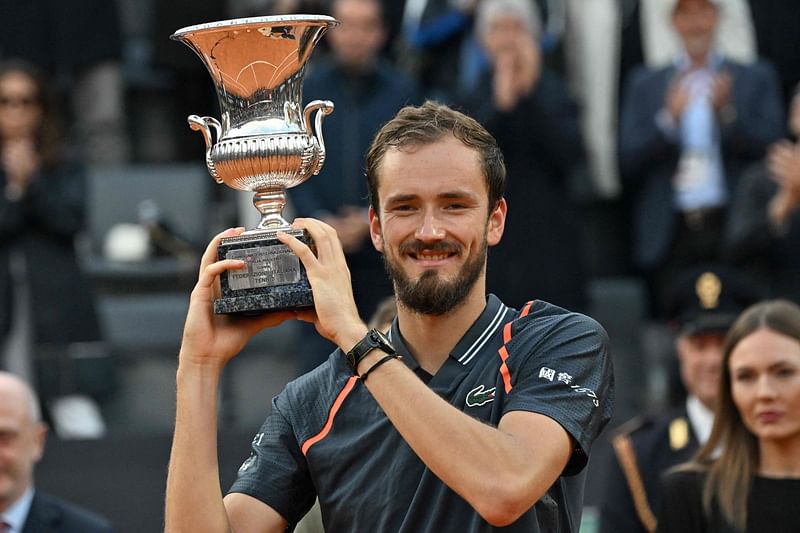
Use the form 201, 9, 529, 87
414, 211, 446, 241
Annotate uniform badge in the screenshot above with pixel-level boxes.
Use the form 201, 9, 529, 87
695, 272, 722, 309
669, 418, 690, 451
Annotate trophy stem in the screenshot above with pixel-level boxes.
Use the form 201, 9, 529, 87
252, 189, 291, 230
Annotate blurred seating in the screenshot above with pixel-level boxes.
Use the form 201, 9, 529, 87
80, 163, 210, 358
82, 162, 209, 292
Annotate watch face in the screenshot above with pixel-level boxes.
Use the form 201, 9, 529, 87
370, 329, 387, 345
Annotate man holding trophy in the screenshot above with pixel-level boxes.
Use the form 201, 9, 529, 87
165, 11, 614, 533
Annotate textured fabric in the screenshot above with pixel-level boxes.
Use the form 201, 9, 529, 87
230, 296, 614, 532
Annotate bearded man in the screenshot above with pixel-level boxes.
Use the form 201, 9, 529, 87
164, 101, 614, 533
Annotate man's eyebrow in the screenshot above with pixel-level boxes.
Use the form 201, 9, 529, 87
384, 190, 479, 204
385, 193, 419, 204
438, 190, 477, 200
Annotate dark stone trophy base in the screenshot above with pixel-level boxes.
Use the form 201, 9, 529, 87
214, 228, 315, 315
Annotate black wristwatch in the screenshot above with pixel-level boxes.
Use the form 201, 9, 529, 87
345, 328, 396, 372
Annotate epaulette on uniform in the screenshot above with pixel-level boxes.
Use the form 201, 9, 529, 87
609, 415, 659, 533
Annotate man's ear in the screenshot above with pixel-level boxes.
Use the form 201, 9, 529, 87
487, 198, 507, 246
369, 206, 384, 252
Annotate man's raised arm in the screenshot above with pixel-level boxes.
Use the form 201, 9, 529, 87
164, 227, 294, 533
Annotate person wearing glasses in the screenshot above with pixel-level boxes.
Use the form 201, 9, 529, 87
0, 59, 106, 435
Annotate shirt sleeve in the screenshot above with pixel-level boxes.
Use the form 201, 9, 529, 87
503, 307, 614, 475
228, 392, 317, 526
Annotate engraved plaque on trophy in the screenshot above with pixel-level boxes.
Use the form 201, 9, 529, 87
171, 15, 337, 314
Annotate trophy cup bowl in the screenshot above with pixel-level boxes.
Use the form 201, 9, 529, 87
171, 15, 338, 314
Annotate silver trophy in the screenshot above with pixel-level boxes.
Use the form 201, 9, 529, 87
171, 15, 337, 314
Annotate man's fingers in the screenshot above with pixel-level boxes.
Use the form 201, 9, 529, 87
276, 230, 317, 266
199, 227, 246, 276
289, 218, 344, 263
197, 259, 246, 290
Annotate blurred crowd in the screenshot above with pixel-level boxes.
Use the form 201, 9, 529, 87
1, 0, 800, 529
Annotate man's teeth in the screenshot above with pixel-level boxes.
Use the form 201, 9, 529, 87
417, 253, 449, 261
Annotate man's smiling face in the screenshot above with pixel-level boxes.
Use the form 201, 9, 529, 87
369, 135, 506, 315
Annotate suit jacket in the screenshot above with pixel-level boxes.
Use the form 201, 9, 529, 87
619, 58, 784, 270
23, 491, 113, 533
598, 407, 700, 533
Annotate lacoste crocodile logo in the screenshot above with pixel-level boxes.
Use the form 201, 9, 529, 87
466, 385, 496, 407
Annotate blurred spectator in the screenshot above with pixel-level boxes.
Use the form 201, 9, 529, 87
0, 0, 130, 165
564, 0, 756, 199
0, 60, 110, 438
400, 0, 482, 101
599, 265, 761, 533
656, 300, 800, 532
619, 0, 783, 317
638, 0, 755, 69
725, 84, 800, 304
289, 0, 419, 372
460, 0, 588, 311
747, 0, 800, 110
0, 371, 114, 531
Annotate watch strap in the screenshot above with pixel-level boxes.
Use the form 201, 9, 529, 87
345, 328, 395, 372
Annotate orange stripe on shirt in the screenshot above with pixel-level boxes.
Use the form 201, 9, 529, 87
497, 302, 534, 393
301, 375, 359, 456
498, 345, 513, 393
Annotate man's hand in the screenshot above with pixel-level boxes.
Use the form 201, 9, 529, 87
767, 140, 800, 227
484, 21, 540, 112
666, 74, 690, 121
179, 227, 295, 370
277, 218, 367, 351
710, 70, 733, 114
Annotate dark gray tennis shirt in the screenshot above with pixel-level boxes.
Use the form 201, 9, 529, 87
230, 295, 614, 532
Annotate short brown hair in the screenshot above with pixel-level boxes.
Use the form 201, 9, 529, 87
364, 101, 506, 216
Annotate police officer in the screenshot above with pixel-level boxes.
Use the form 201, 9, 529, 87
598, 265, 762, 533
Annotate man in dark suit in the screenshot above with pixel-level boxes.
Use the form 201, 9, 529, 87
0, 372, 113, 532
598, 265, 761, 533
619, 0, 784, 317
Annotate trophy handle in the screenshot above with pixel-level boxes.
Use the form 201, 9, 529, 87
188, 115, 224, 184
303, 100, 334, 175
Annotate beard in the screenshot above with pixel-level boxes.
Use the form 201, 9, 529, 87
382, 237, 487, 316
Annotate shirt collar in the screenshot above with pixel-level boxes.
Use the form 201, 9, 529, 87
388, 294, 511, 369
686, 394, 715, 445
3, 487, 34, 533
